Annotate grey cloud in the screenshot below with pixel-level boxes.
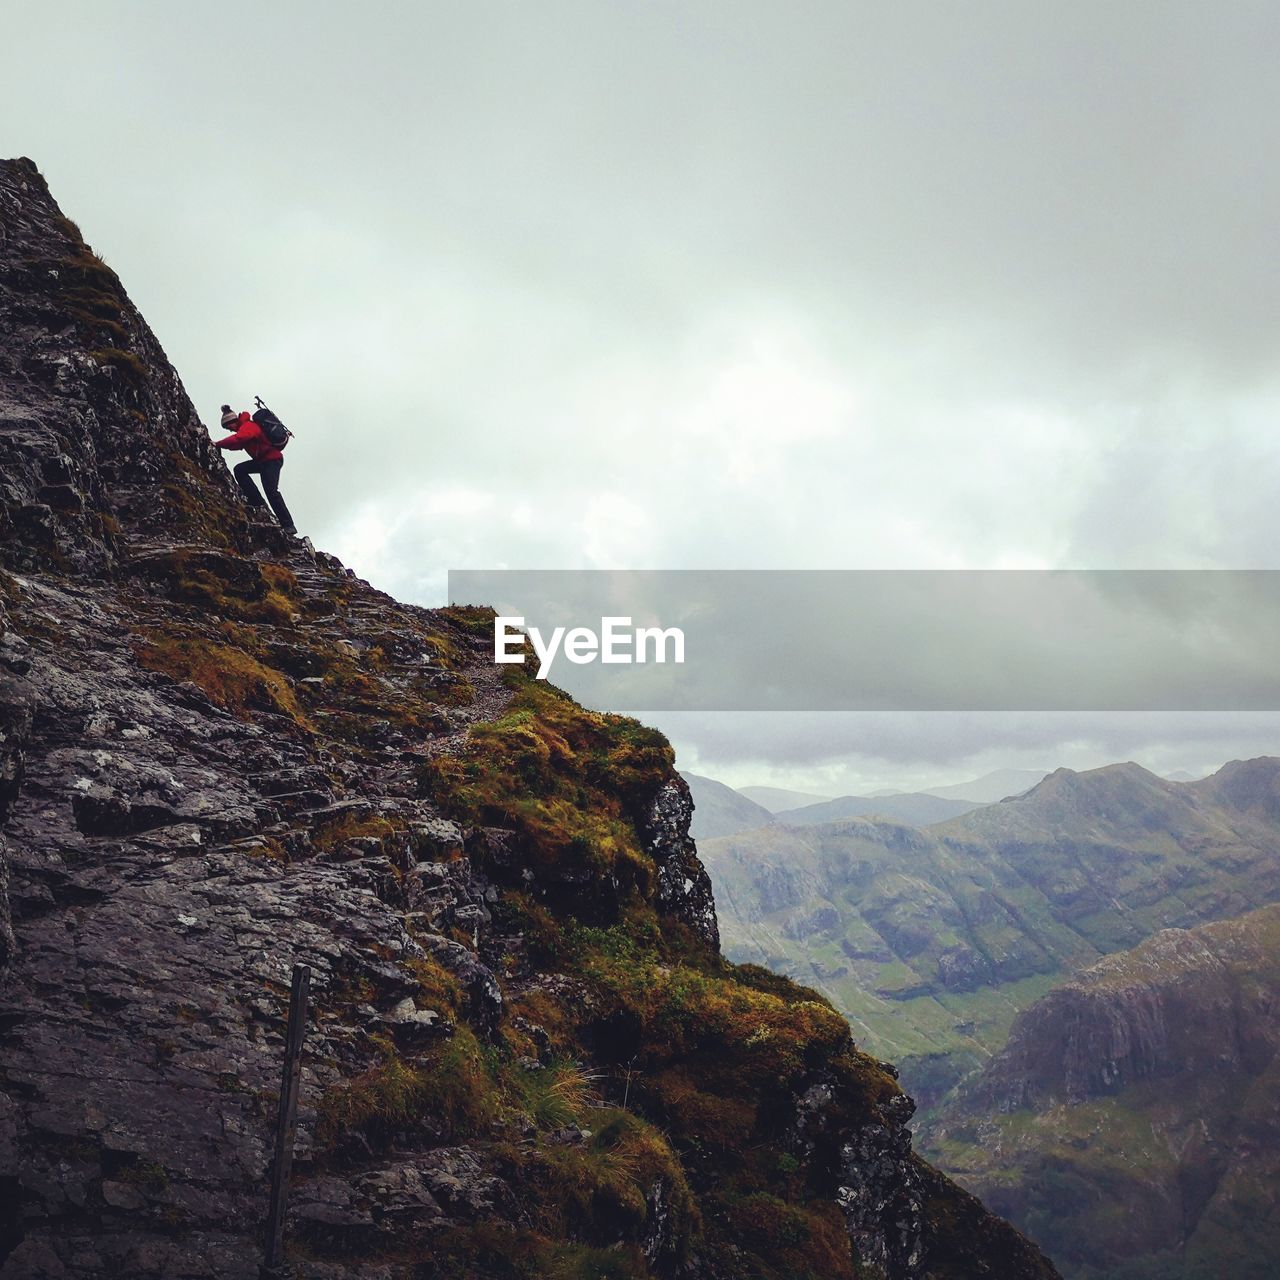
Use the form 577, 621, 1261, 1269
452, 569, 1280, 711
653, 709, 1280, 795
9, 2, 1280, 784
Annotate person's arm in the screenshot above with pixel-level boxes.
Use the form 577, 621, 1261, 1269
215, 426, 252, 451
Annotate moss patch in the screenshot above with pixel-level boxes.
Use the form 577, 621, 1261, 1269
315, 1027, 498, 1153
88, 346, 147, 386
512, 1107, 698, 1256
133, 626, 308, 727
137, 548, 300, 623
422, 674, 672, 904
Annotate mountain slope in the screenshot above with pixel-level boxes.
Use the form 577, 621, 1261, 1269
773, 793, 981, 827
919, 770, 1048, 804
936, 761, 1280, 954
922, 905, 1280, 1279
0, 159, 1055, 1280
680, 771, 775, 839
739, 785, 833, 812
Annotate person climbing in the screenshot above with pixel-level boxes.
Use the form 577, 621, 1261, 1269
214, 403, 297, 534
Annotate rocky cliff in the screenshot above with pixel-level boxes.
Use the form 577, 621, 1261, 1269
923, 905, 1280, 1278
0, 158, 1057, 1280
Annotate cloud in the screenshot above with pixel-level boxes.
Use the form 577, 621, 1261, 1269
451, 569, 1280, 713
9, 2, 1280, 783
654, 709, 1280, 795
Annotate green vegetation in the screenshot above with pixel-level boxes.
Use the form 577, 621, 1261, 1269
315, 1027, 498, 1152
127, 549, 478, 752
157, 455, 241, 549
295, 669, 918, 1275
309, 808, 402, 852
138, 548, 301, 623
424, 1227, 655, 1280
112, 1158, 171, 1191
37, 218, 131, 342
133, 626, 309, 727
513, 1108, 698, 1256
423, 673, 673, 908
88, 345, 147, 386
436, 603, 499, 637
511, 1059, 603, 1130
309, 930, 884, 1275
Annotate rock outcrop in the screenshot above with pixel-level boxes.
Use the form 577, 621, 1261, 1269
0, 158, 1057, 1280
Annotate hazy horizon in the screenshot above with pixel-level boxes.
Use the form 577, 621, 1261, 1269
678, 742, 1225, 801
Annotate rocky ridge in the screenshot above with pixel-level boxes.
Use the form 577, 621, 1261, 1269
0, 158, 1056, 1280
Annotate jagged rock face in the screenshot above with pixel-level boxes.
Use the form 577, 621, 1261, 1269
0, 658, 32, 974
0, 159, 1057, 1280
970, 927, 1255, 1111
836, 1093, 926, 1275
642, 778, 719, 952
0, 159, 253, 577
924, 906, 1280, 1278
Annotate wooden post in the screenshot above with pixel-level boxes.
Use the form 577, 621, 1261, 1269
262, 963, 311, 1277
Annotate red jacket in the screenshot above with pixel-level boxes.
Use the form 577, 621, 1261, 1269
216, 411, 283, 463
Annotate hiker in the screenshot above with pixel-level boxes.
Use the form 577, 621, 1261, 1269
214, 404, 296, 534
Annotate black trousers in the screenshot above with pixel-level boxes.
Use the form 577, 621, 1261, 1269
233, 458, 294, 529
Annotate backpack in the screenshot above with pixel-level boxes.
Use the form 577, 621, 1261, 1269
251, 396, 291, 450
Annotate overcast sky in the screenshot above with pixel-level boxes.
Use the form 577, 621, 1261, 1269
8, 2, 1280, 792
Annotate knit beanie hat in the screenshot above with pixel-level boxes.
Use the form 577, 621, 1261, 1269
220, 407, 238, 428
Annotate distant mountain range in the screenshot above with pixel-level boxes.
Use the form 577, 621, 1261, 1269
690, 769, 1053, 840
914, 767, 1049, 803
737, 784, 833, 812
719, 767, 1205, 825
684, 770, 1046, 840
770, 791, 981, 828
683, 773, 989, 839
699, 759, 1280, 1110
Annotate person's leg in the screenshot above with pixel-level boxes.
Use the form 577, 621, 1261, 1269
232, 459, 268, 507
258, 460, 295, 531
